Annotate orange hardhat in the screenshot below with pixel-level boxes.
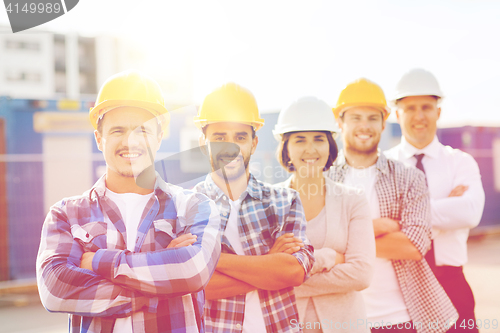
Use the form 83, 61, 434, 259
333, 78, 390, 120
194, 83, 264, 131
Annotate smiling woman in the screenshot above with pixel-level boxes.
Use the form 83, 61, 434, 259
274, 96, 375, 333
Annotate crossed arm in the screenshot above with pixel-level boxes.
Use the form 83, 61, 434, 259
82, 232, 307, 301
38, 194, 221, 316
430, 155, 485, 231
37, 207, 159, 317
80, 233, 198, 269
374, 222, 423, 260
373, 182, 469, 261
205, 233, 309, 300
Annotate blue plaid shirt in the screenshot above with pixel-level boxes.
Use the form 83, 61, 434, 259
36, 174, 221, 333
194, 174, 315, 333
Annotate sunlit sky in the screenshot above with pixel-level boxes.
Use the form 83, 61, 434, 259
2, 0, 500, 126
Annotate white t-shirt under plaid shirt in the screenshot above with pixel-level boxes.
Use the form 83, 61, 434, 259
194, 173, 315, 333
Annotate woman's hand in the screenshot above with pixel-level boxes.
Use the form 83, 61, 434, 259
335, 252, 345, 265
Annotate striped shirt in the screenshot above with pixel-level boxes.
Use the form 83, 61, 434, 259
36, 174, 221, 333
194, 174, 315, 333
327, 152, 458, 333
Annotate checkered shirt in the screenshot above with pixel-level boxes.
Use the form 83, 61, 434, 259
194, 174, 315, 333
327, 152, 458, 333
36, 174, 221, 333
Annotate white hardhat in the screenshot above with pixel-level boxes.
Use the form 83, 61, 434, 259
391, 68, 444, 105
273, 96, 338, 141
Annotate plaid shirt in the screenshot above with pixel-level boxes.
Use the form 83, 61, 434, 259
194, 174, 315, 333
36, 174, 221, 333
327, 152, 458, 333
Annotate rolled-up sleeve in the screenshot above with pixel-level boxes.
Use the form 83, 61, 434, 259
283, 194, 315, 281
400, 169, 432, 256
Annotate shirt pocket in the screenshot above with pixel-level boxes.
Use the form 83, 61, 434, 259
71, 222, 107, 252
153, 219, 177, 249
256, 227, 274, 255
258, 222, 291, 255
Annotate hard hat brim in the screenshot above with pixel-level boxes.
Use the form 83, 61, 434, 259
389, 93, 444, 108
90, 99, 169, 132
193, 118, 265, 131
333, 103, 390, 120
272, 129, 339, 142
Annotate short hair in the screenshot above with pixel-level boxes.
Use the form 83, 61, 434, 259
97, 113, 162, 136
277, 131, 338, 172
395, 95, 440, 107
339, 107, 385, 123
202, 124, 256, 139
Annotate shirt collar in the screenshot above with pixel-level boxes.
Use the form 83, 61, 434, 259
203, 173, 263, 202
89, 171, 172, 201
335, 149, 389, 175
400, 135, 441, 160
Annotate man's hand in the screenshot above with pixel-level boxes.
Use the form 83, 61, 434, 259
80, 252, 95, 271
373, 218, 401, 237
268, 233, 304, 254
448, 185, 469, 197
167, 233, 197, 248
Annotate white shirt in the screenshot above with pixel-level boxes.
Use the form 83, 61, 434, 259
385, 136, 485, 266
105, 189, 154, 333
344, 166, 411, 325
224, 198, 267, 333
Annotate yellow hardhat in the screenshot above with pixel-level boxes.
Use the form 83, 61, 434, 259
333, 78, 390, 120
194, 82, 265, 131
89, 70, 169, 132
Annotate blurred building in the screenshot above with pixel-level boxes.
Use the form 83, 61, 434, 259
0, 25, 141, 100
0, 25, 193, 107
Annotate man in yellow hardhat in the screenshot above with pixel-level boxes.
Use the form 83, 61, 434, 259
327, 78, 458, 333
386, 68, 485, 332
193, 83, 315, 333
36, 70, 221, 333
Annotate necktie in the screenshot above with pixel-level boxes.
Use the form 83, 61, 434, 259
415, 154, 436, 269
414, 153, 426, 176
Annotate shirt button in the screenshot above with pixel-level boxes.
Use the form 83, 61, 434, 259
223, 196, 227, 200
235, 323, 242, 330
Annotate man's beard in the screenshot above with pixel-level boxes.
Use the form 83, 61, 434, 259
211, 152, 250, 182
344, 135, 379, 156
